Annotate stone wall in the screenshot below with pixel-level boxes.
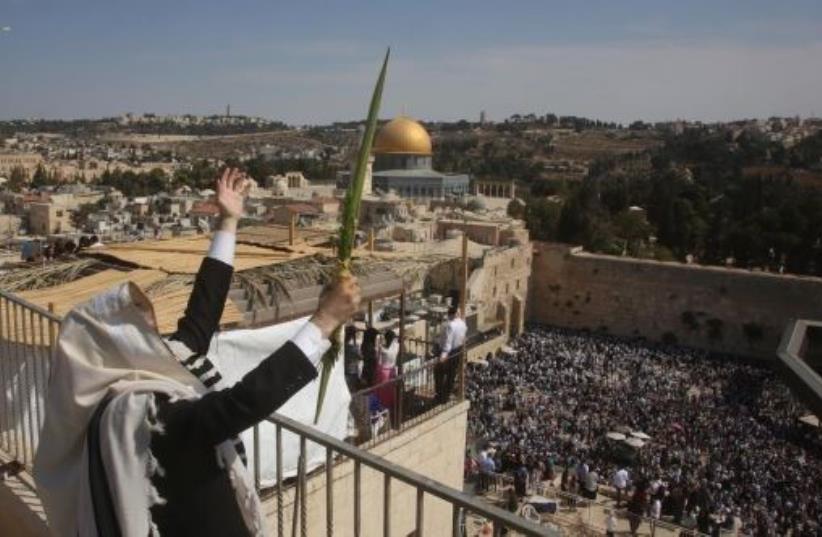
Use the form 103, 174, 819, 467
264, 401, 469, 537
528, 242, 822, 359
468, 244, 532, 335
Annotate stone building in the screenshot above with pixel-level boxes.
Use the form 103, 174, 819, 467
467, 243, 532, 336
360, 191, 409, 226
426, 235, 532, 338
474, 180, 516, 199
28, 202, 75, 235
267, 203, 321, 226
0, 214, 22, 238
436, 218, 530, 247
0, 152, 43, 178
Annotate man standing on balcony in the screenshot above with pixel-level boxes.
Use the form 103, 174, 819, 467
435, 305, 467, 404
34, 168, 361, 537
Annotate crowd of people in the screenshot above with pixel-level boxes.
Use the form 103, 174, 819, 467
466, 326, 822, 536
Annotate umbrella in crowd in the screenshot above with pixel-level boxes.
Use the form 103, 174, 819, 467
624, 437, 646, 448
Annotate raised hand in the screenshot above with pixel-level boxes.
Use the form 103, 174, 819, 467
215, 168, 249, 232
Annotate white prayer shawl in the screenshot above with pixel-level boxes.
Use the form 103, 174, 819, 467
33, 282, 265, 537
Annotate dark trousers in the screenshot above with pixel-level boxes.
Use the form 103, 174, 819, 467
434, 350, 460, 404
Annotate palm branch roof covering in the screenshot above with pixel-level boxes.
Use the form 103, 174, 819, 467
1, 229, 464, 335
96, 236, 297, 273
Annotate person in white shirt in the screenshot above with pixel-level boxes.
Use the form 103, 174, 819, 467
375, 329, 400, 424
613, 467, 629, 507
605, 509, 617, 537
434, 305, 467, 404
583, 468, 599, 500
650, 498, 662, 519
379, 329, 400, 368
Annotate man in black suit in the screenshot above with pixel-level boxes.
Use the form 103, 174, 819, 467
86, 168, 361, 536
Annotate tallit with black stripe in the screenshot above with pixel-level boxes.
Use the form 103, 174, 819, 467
164, 339, 248, 464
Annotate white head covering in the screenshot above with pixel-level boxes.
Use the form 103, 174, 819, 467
34, 282, 264, 537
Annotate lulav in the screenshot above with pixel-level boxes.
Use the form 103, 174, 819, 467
314, 48, 390, 423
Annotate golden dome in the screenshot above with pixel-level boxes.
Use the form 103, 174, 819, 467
372, 116, 432, 156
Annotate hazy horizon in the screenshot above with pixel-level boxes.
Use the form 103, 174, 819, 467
2, 0, 821, 125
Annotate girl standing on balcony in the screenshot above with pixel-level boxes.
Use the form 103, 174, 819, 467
375, 329, 399, 418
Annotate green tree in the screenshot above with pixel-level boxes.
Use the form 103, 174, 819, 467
6, 166, 27, 191
507, 198, 526, 219
31, 164, 55, 188
524, 198, 562, 240
613, 209, 652, 256
71, 199, 106, 230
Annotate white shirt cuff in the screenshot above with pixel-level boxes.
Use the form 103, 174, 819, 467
208, 231, 236, 266
291, 321, 332, 368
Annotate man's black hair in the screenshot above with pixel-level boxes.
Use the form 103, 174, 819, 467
448, 305, 459, 317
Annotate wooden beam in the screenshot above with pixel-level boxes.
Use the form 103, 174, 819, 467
288, 213, 297, 246
460, 229, 468, 316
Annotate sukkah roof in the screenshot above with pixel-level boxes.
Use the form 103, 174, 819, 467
0, 258, 105, 293
0, 231, 467, 337
236, 224, 333, 249
94, 236, 298, 273
232, 252, 444, 326
15, 267, 243, 335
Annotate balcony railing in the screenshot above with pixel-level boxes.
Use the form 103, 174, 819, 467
778, 319, 822, 417
1, 289, 557, 536
255, 412, 554, 537
348, 335, 465, 448
0, 290, 59, 470
345, 328, 502, 449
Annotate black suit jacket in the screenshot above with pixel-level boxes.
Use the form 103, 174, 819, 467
89, 257, 318, 537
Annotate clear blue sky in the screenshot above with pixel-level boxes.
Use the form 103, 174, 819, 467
1, 0, 821, 124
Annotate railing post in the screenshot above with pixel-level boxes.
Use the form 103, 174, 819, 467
397, 291, 405, 427
383, 474, 391, 537
415, 488, 424, 537
0, 298, 12, 456
20, 305, 36, 463
30, 310, 44, 434
253, 425, 260, 491
11, 302, 28, 461
276, 425, 284, 537
354, 460, 361, 537
299, 439, 307, 537
47, 303, 56, 346
325, 448, 334, 537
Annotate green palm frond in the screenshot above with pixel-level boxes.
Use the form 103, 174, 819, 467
315, 48, 390, 423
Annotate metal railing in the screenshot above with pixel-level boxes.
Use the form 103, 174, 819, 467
778, 319, 822, 417
343, 327, 506, 449
256, 412, 555, 537
1, 290, 556, 536
349, 347, 464, 448
0, 290, 60, 470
